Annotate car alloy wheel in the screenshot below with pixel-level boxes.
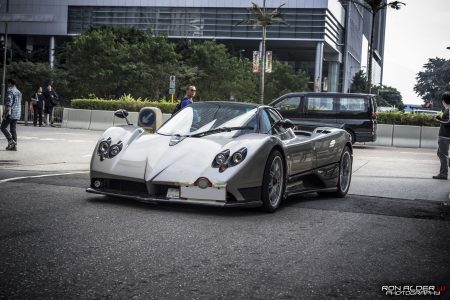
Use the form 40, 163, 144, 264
261, 150, 285, 212
339, 150, 352, 193
334, 146, 352, 197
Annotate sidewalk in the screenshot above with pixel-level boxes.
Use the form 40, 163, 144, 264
350, 145, 449, 202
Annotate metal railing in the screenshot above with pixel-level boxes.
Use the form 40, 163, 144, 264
20, 101, 64, 126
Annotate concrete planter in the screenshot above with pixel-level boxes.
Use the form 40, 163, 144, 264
61, 108, 441, 149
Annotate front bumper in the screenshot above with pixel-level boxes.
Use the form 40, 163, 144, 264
86, 188, 262, 208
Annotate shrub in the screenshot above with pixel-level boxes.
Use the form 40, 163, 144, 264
71, 98, 177, 113
377, 112, 438, 127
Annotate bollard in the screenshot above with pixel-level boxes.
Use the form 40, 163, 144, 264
24, 101, 29, 126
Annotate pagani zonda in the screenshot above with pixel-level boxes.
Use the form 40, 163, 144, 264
87, 102, 353, 212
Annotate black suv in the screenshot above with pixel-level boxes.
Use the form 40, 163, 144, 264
269, 92, 377, 143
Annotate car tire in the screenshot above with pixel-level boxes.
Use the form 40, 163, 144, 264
319, 146, 352, 198
261, 150, 285, 213
334, 146, 353, 197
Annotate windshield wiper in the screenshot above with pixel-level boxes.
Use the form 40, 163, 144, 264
189, 126, 254, 138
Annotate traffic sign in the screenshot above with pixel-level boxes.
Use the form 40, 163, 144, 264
169, 75, 176, 89
139, 109, 156, 127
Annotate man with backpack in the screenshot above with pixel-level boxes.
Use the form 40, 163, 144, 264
173, 85, 196, 114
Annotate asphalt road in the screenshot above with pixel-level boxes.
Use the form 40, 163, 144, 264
1, 126, 450, 299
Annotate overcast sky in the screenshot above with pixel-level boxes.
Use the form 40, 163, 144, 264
383, 0, 450, 105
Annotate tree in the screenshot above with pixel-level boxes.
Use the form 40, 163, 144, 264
349, 70, 369, 93
58, 26, 179, 99
350, 70, 403, 108
340, 0, 405, 93
265, 60, 309, 102
237, 1, 287, 104
6, 61, 69, 105
414, 57, 450, 110
374, 85, 403, 109
179, 40, 257, 101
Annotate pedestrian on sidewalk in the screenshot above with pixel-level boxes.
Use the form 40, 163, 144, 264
43, 84, 59, 127
432, 92, 450, 180
172, 85, 197, 114
181, 85, 196, 109
30, 86, 45, 127
1, 79, 22, 151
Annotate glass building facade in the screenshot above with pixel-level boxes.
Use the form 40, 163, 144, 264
67, 6, 343, 45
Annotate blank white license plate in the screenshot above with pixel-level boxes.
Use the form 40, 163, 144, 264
180, 186, 226, 201
166, 187, 180, 198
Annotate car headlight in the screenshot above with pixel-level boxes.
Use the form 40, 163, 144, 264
229, 148, 247, 166
97, 138, 111, 156
212, 149, 230, 167
215, 153, 227, 165
108, 142, 123, 158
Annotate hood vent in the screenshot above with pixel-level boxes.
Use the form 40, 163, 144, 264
169, 134, 186, 146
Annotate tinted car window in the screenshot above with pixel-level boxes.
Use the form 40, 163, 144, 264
339, 97, 368, 112
267, 109, 283, 135
306, 97, 334, 112
274, 96, 301, 112
260, 110, 272, 134
260, 109, 283, 135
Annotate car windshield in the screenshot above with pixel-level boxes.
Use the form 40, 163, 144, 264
157, 102, 258, 137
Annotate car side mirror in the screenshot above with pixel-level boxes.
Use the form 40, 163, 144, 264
114, 109, 132, 125
281, 119, 295, 129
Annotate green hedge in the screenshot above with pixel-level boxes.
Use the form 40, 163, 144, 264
70, 99, 441, 127
71, 99, 177, 114
377, 112, 440, 127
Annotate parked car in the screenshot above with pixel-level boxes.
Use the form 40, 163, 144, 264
87, 102, 353, 212
404, 104, 423, 113
411, 109, 441, 117
269, 92, 377, 144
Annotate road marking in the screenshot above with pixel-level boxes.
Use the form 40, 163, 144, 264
0, 171, 89, 183
399, 152, 434, 155
20, 136, 94, 143
82, 154, 92, 157
68, 140, 88, 143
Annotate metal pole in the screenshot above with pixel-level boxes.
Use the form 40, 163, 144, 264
1, 0, 9, 106
49, 36, 55, 68
260, 26, 266, 104
1, 29, 7, 106
259, 0, 266, 104
24, 101, 29, 126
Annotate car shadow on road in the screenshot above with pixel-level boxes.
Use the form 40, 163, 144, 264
284, 192, 450, 221
86, 195, 269, 218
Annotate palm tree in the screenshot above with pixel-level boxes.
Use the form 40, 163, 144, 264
341, 0, 405, 93
237, 1, 287, 104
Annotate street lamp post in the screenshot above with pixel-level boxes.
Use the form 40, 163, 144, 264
1, 0, 9, 106
259, 0, 267, 105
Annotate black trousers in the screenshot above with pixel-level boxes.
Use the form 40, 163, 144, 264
437, 137, 450, 176
1, 116, 17, 143
33, 104, 43, 126
44, 105, 54, 125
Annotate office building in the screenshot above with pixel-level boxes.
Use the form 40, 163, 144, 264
0, 0, 386, 93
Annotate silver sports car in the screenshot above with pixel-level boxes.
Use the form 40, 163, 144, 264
87, 102, 353, 212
